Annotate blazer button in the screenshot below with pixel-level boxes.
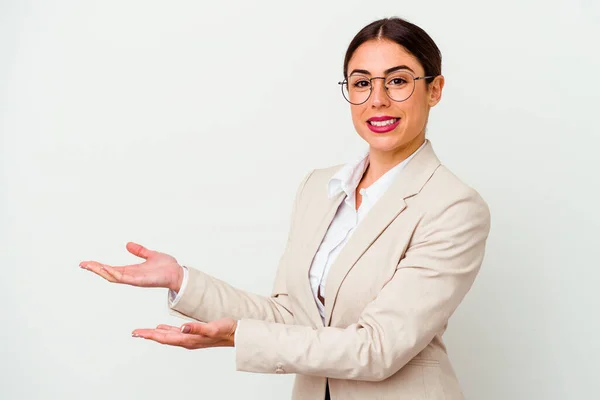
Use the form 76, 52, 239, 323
275, 363, 285, 374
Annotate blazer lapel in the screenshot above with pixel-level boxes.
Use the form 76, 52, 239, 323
296, 188, 345, 327
323, 142, 442, 326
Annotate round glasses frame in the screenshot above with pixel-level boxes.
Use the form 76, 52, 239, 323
337, 71, 437, 105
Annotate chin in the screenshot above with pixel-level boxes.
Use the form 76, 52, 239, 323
360, 131, 410, 153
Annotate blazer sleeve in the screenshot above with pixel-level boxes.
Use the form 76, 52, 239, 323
234, 188, 491, 381
167, 170, 314, 325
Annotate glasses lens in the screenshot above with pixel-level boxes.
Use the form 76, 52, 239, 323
385, 71, 415, 102
343, 74, 371, 104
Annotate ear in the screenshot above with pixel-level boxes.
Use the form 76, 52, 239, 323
428, 75, 445, 107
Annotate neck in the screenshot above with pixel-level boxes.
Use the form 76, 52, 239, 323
362, 133, 425, 185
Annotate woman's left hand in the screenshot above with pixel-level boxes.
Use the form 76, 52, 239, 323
132, 318, 237, 349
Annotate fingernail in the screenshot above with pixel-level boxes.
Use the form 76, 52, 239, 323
181, 326, 191, 334
132, 333, 139, 337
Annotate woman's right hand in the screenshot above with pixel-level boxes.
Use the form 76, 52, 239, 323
80, 242, 184, 292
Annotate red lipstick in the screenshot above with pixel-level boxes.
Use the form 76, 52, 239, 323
367, 115, 400, 133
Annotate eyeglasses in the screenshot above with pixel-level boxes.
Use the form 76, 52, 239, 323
338, 70, 436, 105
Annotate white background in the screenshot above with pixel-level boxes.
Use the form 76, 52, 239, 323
1, 1, 599, 399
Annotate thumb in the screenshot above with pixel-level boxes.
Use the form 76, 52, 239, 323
126, 242, 153, 260
181, 322, 216, 336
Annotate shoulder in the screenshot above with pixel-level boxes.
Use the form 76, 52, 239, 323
416, 164, 491, 233
424, 165, 487, 204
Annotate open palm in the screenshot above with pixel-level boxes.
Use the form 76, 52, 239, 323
132, 318, 237, 349
80, 242, 183, 292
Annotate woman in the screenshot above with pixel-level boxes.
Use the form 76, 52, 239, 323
81, 17, 490, 400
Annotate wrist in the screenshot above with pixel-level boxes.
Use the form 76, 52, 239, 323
230, 320, 238, 347
169, 264, 184, 292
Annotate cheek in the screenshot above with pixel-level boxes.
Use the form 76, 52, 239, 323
350, 106, 367, 128
400, 97, 428, 125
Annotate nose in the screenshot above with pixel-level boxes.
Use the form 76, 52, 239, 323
370, 78, 390, 108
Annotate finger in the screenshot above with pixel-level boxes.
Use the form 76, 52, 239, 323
80, 261, 139, 285
136, 325, 180, 335
154, 327, 179, 335
156, 324, 180, 332
100, 264, 143, 285
80, 261, 118, 283
133, 329, 176, 341
126, 242, 153, 260
132, 328, 226, 349
133, 328, 182, 337
132, 329, 190, 347
181, 322, 216, 337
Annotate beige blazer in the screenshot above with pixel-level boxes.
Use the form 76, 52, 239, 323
169, 141, 491, 400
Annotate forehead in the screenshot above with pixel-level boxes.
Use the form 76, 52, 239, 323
347, 39, 422, 75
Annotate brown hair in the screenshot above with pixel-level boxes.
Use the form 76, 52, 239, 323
343, 17, 442, 83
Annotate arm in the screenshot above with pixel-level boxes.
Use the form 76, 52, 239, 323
234, 189, 491, 381
168, 170, 314, 324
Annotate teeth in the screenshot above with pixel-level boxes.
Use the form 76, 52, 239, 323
369, 118, 398, 127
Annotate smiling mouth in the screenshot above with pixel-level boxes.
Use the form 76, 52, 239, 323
368, 118, 400, 127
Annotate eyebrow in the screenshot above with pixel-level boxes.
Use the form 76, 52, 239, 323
349, 65, 416, 76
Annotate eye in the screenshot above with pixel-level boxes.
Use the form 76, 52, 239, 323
388, 77, 408, 86
352, 79, 371, 88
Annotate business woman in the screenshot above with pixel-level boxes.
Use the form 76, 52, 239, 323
81, 17, 491, 400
